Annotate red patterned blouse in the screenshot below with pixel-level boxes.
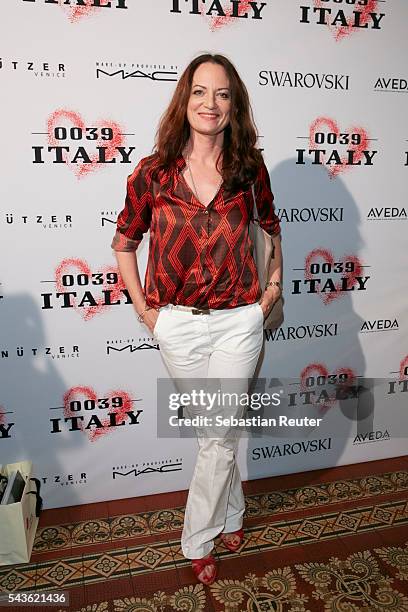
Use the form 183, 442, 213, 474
111, 153, 281, 310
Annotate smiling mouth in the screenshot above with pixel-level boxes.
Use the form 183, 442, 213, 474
199, 113, 219, 117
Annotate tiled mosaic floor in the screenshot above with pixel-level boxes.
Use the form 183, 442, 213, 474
0, 456, 407, 611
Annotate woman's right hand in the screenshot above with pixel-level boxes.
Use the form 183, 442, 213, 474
141, 308, 160, 335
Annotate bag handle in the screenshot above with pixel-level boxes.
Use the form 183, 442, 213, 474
251, 183, 276, 260
27, 477, 43, 517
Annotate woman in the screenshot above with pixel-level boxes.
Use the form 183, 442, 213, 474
111, 53, 282, 585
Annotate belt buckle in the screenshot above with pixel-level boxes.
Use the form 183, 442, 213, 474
192, 307, 210, 315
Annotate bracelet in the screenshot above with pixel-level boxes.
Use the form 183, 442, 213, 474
265, 280, 282, 292
137, 304, 152, 323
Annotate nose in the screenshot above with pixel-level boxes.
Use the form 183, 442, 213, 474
203, 91, 217, 109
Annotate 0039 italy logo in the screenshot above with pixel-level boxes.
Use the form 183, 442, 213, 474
49, 386, 143, 441
296, 117, 377, 178
299, 363, 357, 414
32, 109, 135, 178
170, 0, 267, 30
292, 249, 370, 304
22, 0, 128, 23
40, 258, 133, 320
300, 1, 385, 42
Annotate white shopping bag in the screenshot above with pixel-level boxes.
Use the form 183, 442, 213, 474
0, 461, 42, 566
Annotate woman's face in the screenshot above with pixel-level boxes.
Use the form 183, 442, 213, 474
186, 62, 231, 137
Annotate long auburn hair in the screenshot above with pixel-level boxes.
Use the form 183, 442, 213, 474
151, 53, 263, 192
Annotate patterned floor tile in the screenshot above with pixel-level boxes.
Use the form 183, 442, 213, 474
82, 549, 130, 584
35, 555, 84, 590
33, 468, 408, 556
127, 542, 176, 576
2, 460, 408, 612
0, 565, 37, 592
54, 543, 408, 612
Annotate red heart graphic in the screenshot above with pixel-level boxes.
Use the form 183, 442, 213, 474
309, 117, 369, 178
203, 1, 252, 30
300, 363, 356, 414
304, 249, 364, 305
399, 355, 408, 380
47, 109, 124, 179
55, 258, 126, 321
63, 386, 133, 442
58, 0, 101, 23
313, 0, 379, 42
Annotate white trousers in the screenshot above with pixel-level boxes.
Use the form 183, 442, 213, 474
153, 301, 264, 559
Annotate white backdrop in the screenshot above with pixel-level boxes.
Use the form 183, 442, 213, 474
0, 0, 407, 509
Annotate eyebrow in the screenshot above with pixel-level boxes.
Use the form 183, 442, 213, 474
192, 84, 230, 91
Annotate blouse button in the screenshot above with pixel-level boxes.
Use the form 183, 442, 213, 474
204, 209, 209, 214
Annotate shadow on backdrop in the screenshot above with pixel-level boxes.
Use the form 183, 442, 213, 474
245, 157, 374, 486
0, 291, 85, 508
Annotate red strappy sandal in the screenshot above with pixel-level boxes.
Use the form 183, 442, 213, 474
191, 553, 217, 585
220, 527, 244, 552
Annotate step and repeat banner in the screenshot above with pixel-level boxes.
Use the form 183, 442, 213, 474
0, 1, 407, 508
